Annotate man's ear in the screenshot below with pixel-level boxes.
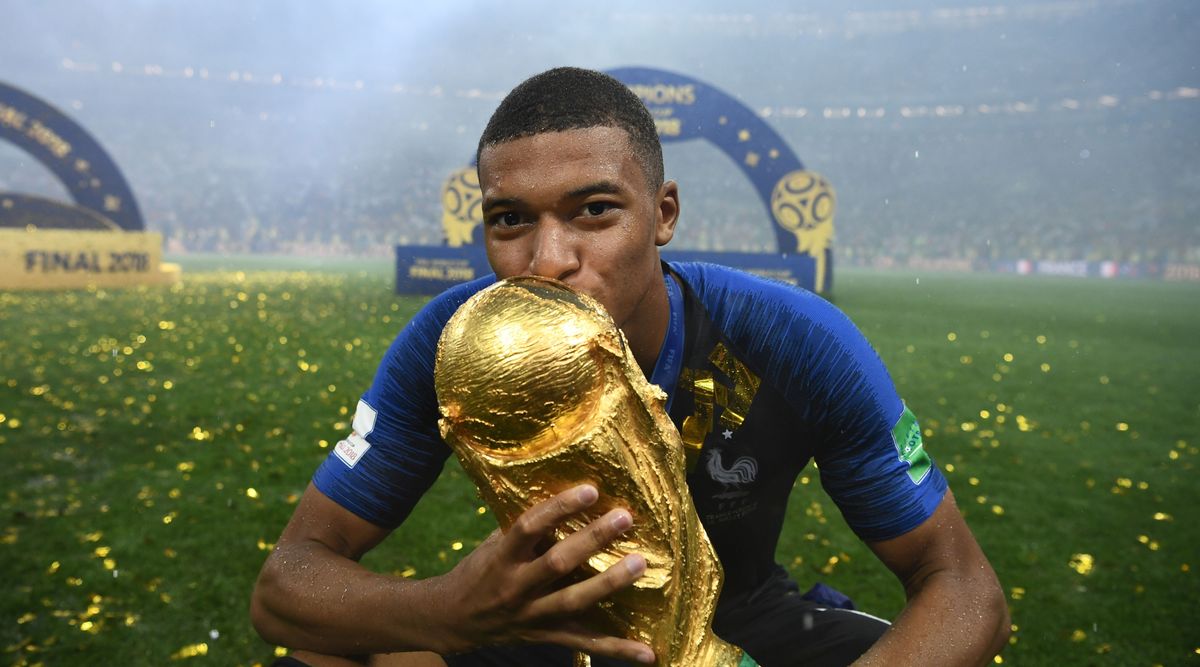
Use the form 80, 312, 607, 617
655, 180, 680, 247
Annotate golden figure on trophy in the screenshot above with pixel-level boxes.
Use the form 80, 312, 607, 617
434, 276, 745, 667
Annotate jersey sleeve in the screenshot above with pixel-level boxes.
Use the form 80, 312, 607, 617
311, 276, 494, 529
675, 262, 947, 542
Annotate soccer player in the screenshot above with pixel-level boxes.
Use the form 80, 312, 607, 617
251, 67, 1010, 667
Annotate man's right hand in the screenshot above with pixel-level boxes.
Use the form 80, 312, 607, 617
432, 484, 656, 664
251, 483, 655, 664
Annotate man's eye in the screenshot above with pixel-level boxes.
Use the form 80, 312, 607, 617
583, 202, 612, 216
489, 212, 522, 227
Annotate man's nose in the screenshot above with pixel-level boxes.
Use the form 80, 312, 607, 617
527, 220, 580, 280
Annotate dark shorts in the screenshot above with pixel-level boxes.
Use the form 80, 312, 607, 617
444, 570, 889, 667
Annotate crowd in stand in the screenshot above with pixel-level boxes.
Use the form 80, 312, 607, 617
3, 2, 1197, 267
3, 85, 1196, 265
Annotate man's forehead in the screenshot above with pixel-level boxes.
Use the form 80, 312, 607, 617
478, 128, 643, 194
480, 124, 633, 155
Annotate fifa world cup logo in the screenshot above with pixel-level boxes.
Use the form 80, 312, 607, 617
434, 277, 744, 667
771, 170, 835, 292
441, 166, 484, 247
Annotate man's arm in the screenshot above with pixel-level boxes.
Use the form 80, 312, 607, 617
855, 491, 1010, 667
250, 482, 656, 663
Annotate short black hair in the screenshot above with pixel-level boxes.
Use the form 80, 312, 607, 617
477, 67, 664, 189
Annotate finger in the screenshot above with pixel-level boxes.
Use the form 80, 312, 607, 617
525, 622, 656, 665
500, 484, 599, 560
520, 507, 634, 588
523, 552, 647, 619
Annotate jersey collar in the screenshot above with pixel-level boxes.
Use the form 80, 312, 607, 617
648, 269, 685, 413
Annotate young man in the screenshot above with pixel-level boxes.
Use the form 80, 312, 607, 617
252, 67, 1010, 667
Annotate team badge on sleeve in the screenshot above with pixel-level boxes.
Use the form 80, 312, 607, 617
892, 404, 931, 484
334, 399, 377, 468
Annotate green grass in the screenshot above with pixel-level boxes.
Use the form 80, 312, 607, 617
1, 258, 1196, 666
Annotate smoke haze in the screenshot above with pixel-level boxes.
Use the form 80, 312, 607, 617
2, 0, 1197, 263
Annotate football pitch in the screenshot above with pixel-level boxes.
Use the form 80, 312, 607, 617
1, 257, 1196, 666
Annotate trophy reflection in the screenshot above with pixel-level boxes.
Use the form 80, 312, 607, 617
434, 276, 744, 667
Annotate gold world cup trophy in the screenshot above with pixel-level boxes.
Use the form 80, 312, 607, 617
434, 277, 745, 667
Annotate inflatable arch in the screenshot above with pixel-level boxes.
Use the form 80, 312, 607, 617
0, 81, 144, 231
1, 81, 178, 289
403, 67, 835, 293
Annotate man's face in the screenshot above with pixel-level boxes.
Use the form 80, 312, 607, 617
477, 126, 678, 335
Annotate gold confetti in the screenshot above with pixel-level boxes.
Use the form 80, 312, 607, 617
170, 643, 209, 659
1069, 553, 1094, 575
246, 487, 260, 499
1071, 629, 1087, 642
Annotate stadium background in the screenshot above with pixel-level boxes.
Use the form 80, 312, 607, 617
1, 1, 1198, 665
3, 1, 1198, 271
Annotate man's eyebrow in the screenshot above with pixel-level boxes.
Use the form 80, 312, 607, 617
482, 181, 625, 213
481, 196, 522, 213
566, 181, 624, 199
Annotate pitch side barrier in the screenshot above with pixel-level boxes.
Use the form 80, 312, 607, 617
1000, 259, 1195, 281
846, 256, 1200, 282
397, 67, 835, 296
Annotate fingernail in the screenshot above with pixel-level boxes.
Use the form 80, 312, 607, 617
625, 553, 646, 576
637, 648, 655, 664
610, 510, 632, 531
575, 485, 598, 504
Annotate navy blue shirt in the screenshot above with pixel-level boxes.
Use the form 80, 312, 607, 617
314, 262, 947, 600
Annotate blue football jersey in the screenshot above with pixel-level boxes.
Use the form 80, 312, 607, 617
313, 262, 946, 600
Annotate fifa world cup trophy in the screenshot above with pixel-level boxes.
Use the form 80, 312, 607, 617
434, 276, 745, 667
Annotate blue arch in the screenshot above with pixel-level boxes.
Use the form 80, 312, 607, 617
607, 66, 804, 255
0, 81, 145, 231
414, 67, 834, 295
